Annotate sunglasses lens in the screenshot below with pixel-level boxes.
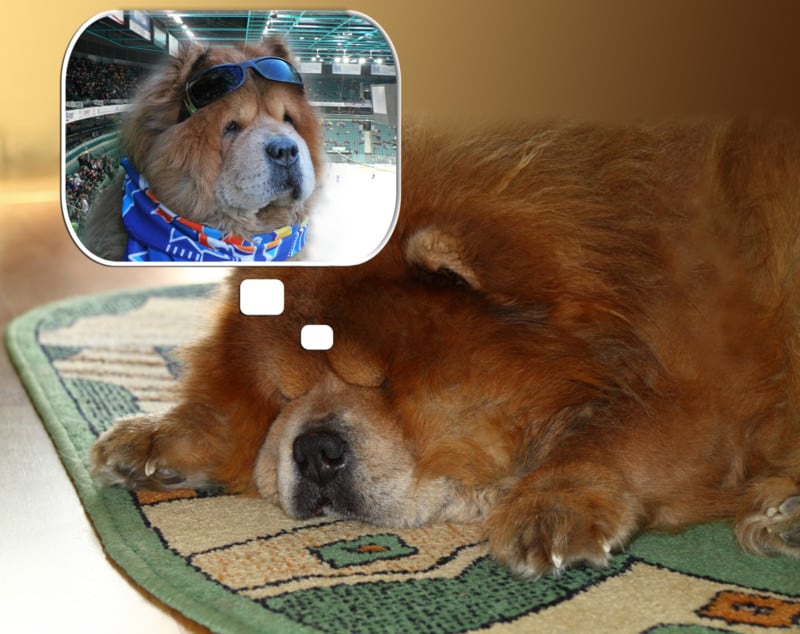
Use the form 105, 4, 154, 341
254, 58, 303, 87
187, 66, 246, 109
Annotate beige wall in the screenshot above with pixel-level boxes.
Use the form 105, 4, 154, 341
2, 0, 800, 178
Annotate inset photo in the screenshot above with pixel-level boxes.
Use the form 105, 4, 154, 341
63, 10, 399, 265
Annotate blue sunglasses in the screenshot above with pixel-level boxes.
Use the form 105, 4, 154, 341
182, 56, 304, 118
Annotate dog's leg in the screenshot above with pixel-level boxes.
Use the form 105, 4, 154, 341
482, 404, 753, 577
735, 476, 800, 557
90, 390, 279, 495
90, 288, 288, 495
483, 458, 642, 578
90, 403, 226, 491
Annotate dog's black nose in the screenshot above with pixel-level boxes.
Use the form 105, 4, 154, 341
266, 137, 299, 166
293, 429, 348, 485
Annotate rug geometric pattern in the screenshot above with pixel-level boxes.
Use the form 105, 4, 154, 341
5, 284, 799, 633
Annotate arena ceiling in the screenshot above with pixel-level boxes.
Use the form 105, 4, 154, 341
81, 10, 396, 66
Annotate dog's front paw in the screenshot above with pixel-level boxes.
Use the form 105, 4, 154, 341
484, 468, 639, 578
90, 414, 191, 490
736, 477, 800, 557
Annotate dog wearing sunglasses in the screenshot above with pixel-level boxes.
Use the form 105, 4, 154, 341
81, 37, 322, 262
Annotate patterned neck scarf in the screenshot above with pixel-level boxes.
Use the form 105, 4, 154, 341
120, 158, 308, 262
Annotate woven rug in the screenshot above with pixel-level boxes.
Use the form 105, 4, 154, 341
5, 284, 800, 633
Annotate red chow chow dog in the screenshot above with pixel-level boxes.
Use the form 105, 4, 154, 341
81, 37, 322, 263
92, 119, 800, 577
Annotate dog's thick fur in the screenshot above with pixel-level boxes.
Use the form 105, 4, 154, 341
81, 38, 322, 261
91, 119, 800, 577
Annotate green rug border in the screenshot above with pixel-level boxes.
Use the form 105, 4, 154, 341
4, 286, 320, 634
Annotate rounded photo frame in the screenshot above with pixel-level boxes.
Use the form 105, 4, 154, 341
62, 9, 400, 267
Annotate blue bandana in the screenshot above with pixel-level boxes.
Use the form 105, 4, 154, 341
120, 157, 308, 262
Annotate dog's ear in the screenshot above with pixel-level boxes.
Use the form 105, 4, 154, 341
121, 42, 211, 161
173, 41, 211, 81
255, 36, 292, 61
404, 227, 481, 290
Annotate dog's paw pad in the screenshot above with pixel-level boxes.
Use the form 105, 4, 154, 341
780, 527, 800, 547
778, 495, 800, 517
146, 463, 187, 487
774, 495, 800, 547
143, 458, 186, 485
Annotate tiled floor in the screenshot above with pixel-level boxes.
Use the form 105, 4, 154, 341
0, 179, 226, 633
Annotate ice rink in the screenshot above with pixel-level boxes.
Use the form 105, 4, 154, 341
300, 160, 399, 265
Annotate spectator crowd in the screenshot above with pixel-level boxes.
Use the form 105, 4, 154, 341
66, 57, 144, 102
65, 152, 117, 232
